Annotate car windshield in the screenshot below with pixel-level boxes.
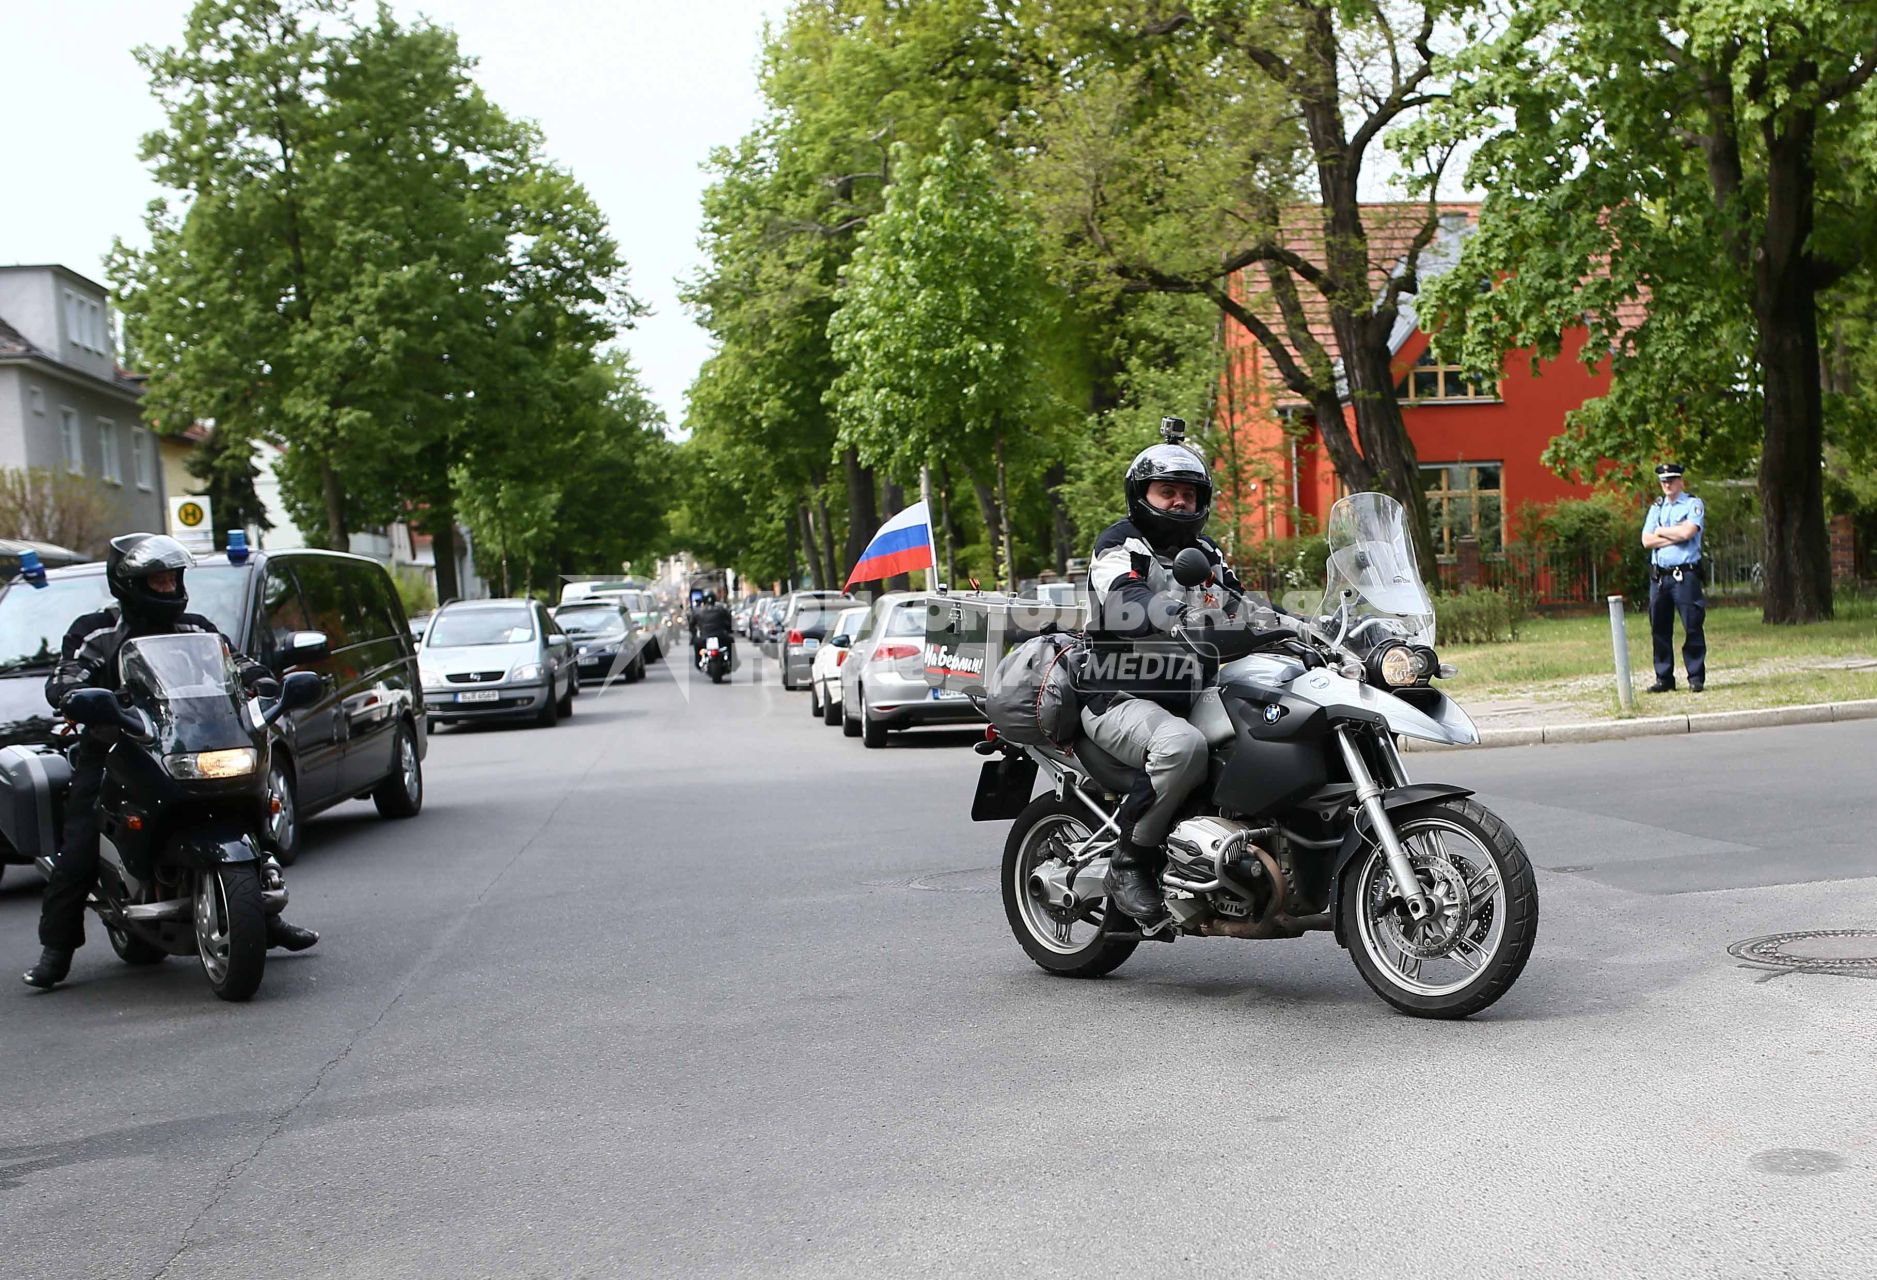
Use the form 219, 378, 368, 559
427, 605, 535, 647
0, 574, 112, 675
555, 607, 626, 637
792, 603, 851, 629
831, 608, 868, 638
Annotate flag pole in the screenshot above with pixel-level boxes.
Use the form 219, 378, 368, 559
920, 465, 938, 592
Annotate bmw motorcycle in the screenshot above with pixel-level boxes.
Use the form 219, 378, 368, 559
977, 493, 1538, 1018
7, 633, 320, 1001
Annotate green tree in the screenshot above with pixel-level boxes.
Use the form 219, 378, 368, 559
1424, 1, 1877, 622
827, 136, 1063, 590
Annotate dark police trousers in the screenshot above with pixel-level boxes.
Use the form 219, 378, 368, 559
38, 738, 108, 951
1649, 563, 1706, 686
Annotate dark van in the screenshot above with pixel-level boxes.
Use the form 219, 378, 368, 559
0, 545, 426, 881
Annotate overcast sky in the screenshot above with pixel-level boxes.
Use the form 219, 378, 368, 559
0, 0, 785, 430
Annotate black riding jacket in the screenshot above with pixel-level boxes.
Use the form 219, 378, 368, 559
689, 605, 734, 645
46, 605, 271, 710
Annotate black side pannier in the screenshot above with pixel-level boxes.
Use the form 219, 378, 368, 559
984, 633, 1083, 747
0, 744, 71, 863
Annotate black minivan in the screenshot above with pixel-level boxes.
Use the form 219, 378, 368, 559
0, 545, 426, 881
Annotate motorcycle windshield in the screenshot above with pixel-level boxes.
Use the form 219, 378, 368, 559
119, 633, 254, 753
1320, 492, 1437, 649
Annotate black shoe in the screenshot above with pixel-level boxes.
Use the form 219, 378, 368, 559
1645, 679, 1676, 693
1105, 839, 1167, 923
23, 947, 73, 989
1688, 679, 1704, 692
266, 918, 319, 952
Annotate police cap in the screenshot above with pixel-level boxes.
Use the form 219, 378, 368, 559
1653, 462, 1685, 479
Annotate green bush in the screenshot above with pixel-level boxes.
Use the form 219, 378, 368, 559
391, 566, 437, 619
1433, 586, 1523, 644
1235, 534, 1330, 596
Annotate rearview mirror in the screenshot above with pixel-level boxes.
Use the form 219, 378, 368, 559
831, 634, 851, 649
284, 631, 329, 665
1171, 547, 1213, 589
279, 670, 322, 712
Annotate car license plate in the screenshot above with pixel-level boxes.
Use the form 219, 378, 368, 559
458, 690, 501, 704
930, 688, 965, 701
803, 637, 820, 649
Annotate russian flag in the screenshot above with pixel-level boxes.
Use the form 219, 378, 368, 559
845, 501, 936, 589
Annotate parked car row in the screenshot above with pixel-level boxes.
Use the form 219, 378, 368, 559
800, 591, 981, 747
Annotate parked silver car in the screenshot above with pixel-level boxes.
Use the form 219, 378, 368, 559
839, 592, 981, 747
420, 598, 578, 728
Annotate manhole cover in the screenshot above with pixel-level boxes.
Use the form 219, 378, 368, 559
1748, 1148, 1846, 1177
908, 867, 999, 895
1727, 929, 1877, 978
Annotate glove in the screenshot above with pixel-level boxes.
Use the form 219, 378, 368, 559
249, 676, 283, 700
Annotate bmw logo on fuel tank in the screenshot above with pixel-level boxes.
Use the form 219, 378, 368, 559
1262, 704, 1283, 724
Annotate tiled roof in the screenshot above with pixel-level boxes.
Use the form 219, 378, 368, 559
0, 313, 45, 359
1232, 201, 1482, 380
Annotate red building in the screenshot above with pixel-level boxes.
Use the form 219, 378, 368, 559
1213, 204, 1608, 559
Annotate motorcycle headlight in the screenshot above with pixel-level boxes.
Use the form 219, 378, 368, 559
167, 748, 259, 780
1372, 643, 1423, 688
510, 662, 544, 682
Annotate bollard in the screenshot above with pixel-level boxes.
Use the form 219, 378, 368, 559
1608, 594, 1634, 713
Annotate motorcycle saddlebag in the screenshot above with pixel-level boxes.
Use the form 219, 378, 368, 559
984, 633, 1083, 748
0, 744, 71, 862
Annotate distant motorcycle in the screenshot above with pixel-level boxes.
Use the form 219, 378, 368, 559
2, 633, 320, 1001
975, 493, 1538, 1018
697, 635, 731, 684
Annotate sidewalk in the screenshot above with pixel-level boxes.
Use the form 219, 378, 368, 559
1402, 694, 1877, 751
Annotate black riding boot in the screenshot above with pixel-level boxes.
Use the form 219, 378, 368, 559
23, 947, 74, 990
266, 917, 319, 952
1104, 837, 1166, 923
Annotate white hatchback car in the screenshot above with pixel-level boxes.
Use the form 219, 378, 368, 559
809, 605, 871, 726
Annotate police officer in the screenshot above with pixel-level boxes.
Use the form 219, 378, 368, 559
1641, 462, 1707, 693
23, 533, 319, 990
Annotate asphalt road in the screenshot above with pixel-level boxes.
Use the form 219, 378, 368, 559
2, 651, 1874, 1279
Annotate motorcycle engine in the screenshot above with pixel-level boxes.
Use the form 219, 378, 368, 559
1162, 815, 1263, 925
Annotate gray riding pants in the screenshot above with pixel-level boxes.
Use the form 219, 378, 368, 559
1078, 696, 1208, 846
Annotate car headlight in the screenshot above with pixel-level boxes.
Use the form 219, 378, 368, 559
510, 661, 544, 682
419, 667, 443, 688
167, 748, 259, 780
1371, 642, 1426, 688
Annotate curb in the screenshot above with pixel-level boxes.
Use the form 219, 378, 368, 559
1401, 697, 1877, 752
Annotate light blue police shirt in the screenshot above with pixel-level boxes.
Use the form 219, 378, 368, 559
1643, 492, 1705, 567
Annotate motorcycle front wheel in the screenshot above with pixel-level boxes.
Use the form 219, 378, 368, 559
195, 865, 267, 1002
1002, 795, 1137, 978
1340, 798, 1537, 1019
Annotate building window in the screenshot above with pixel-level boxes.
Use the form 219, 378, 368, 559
1422, 462, 1504, 555
28, 387, 45, 416
59, 408, 84, 475
1397, 347, 1499, 402
62, 289, 107, 354
132, 427, 154, 491
99, 419, 122, 485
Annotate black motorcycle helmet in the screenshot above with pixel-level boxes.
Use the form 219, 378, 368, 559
105, 532, 196, 626
1125, 442, 1213, 547
701, 591, 717, 606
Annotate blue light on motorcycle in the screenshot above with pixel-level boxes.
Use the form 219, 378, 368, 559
226, 530, 251, 563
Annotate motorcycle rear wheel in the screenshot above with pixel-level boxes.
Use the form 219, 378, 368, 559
1002, 795, 1137, 978
1340, 798, 1537, 1019
195, 865, 267, 1002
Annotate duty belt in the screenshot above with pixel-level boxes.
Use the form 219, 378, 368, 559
1653, 561, 1700, 583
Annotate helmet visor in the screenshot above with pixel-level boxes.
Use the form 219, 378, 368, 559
118, 534, 197, 575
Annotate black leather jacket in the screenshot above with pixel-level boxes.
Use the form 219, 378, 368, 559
689, 605, 734, 646
46, 605, 272, 711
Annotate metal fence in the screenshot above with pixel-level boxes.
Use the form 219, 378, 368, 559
1430, 538, 1764, 610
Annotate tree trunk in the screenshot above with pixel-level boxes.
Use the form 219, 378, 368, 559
1043, 461, 1073, 572
938, 466, 958, 586
815, 496, 840, 593
1343, 335, 1438, 573
797, 504, 820, 589
1754, 120, 1833, 623
994, 433, 1015, 592
882, 480, 911, 592
842, 448, 877, 574
972, 477, 1002, 589
320, 461, 347, 551
431, 516, 461, 604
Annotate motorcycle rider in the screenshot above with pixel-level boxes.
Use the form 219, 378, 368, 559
689, 591, 735, 665
23, 534, 319, 990
1081, 423, 1277, 925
